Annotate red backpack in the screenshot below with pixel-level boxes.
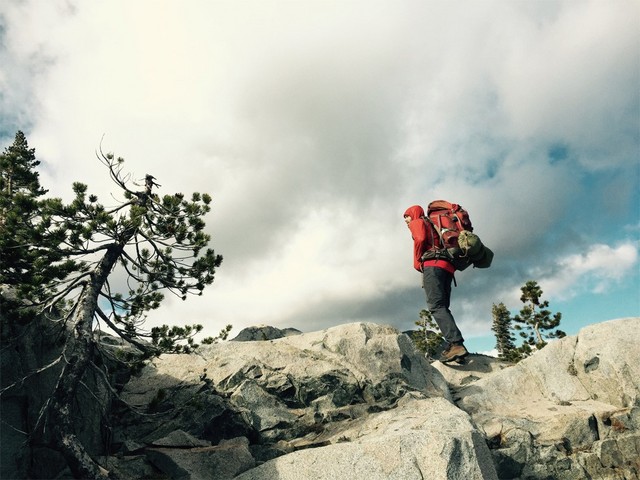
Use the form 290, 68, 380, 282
422, 200, 474, 270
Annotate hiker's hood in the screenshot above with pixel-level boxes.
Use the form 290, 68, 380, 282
403, 205, 425, 220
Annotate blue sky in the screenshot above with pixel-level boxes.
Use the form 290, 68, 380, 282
1, 0, 638, 354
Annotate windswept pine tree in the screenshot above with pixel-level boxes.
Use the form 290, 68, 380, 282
491, 281, 566, 363
0, 133, 230, 479
513, 280, 565, 351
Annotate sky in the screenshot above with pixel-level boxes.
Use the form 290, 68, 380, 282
1, 0, 638, 354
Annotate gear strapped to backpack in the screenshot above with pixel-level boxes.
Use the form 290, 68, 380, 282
421, 200, 493, 271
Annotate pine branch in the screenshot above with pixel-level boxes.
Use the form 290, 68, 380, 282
0, 355, 63, 396
94, 307, 159, 356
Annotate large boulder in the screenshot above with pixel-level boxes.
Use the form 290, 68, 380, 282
235, 394, 497, 480
455, 317, 640, 479
146, 436, 255, 480
119, 323, 451, 441
0, 310, 115, 480
230, 324, 302, 341
112, 322, 497, 479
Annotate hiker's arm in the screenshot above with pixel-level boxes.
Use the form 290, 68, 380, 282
408, 219, 428, 271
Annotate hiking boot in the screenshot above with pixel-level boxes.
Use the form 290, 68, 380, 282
439, 342, 468, 363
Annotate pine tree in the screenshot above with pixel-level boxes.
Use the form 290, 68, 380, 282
0, 135, 230, 479
491, 302, 520, 362
0, 131, 77, 328
411, 309, 444, 359
490, 282, 565, 363
512, 280, 565, 352
0, 130, 44, 198
1, 131, 52, 288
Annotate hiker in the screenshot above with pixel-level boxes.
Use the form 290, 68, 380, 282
403, 204, 469, 363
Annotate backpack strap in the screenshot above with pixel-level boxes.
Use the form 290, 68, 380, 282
422, 217, 458, 286
423, 216, 446, 251
422, 217, 450, 261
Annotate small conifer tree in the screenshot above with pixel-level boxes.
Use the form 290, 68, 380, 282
512, 280, 565, 351
411, 309, 444, 359
491, 281, 565, 363
491, 302, 520, 362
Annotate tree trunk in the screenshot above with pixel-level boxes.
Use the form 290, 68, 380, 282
534, 322, 544, 345
44, 245, 121, 479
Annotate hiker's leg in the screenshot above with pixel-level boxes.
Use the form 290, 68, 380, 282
422, 267, 464, 344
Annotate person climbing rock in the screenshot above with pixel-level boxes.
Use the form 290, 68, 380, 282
404, 204, 468, 363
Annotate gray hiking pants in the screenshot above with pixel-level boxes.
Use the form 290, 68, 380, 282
422, 267, 464, 345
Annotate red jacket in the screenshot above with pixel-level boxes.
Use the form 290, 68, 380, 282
404, 205, 455, 274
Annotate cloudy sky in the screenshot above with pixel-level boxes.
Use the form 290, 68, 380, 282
1, 0, 638, 353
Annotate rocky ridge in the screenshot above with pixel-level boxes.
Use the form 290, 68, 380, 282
1, 317, 638, 479
111, 317, 639, 479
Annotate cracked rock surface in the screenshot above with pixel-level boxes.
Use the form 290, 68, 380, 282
111, 318, 639, 480
115, 322, 497, 479
5, 317, 637, 479
442, 317, 640, 480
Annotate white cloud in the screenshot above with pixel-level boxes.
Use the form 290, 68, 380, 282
479, 349, 499, 358
1, 0, 638, 346
513, 242, 639, 302
493, 0, 639, 169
